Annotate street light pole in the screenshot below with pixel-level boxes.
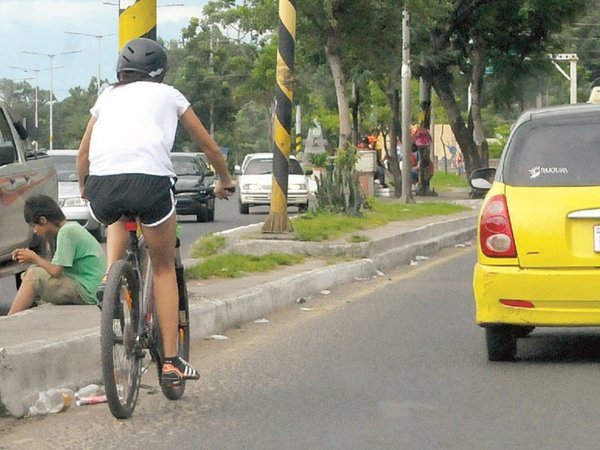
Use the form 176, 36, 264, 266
22, 49, 81, 150
552, 53, 579, 104
65, 31, 117, 96
400, 7, 414, 203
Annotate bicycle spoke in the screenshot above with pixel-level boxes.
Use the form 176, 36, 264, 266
100, 260, 141, 419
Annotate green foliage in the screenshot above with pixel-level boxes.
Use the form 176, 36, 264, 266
314, 147, 363, 216
292, 199, 469, 241
308, 152, 328, 167
430, 172, 469, 191
487, 122, 511, 158
185, 252, 304, 279
487, 140, 504, 159
231, 101, 271, 162
7, 0, 597, 165
190, 234, 227, 258
54, 82, 98, 149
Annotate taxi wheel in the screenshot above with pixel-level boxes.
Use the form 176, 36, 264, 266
513, 326, 535, 338
485, 326, 517, 362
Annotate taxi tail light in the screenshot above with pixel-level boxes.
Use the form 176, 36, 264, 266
479, 194, 516, 257
500, 299, 534, 308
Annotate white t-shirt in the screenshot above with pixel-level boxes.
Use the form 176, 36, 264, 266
88, 81, 190, 177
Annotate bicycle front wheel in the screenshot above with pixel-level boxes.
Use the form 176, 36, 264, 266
100, 260, 142, 419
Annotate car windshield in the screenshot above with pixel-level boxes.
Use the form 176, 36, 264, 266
244, 158, 304, 175
50, 155, 78, 182
172, 159, 201, 176
503, 115, 600, 187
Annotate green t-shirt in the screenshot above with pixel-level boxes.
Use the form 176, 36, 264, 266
52, 222, 106, 304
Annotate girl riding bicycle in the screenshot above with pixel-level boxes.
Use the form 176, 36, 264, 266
76, 37, 235, 386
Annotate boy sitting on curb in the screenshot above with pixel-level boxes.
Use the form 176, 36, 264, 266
8, 194, 106, 315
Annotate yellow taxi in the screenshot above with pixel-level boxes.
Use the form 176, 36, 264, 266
471, 102, 600, 361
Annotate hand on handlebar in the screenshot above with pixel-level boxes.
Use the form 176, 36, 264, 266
214, 181, 236, 200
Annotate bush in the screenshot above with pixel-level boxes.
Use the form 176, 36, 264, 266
308, 152, 328, 167
314, 147, 363, 216
488, 123, 511, 158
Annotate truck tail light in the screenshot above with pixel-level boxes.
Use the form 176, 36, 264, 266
479, 194, 516, 257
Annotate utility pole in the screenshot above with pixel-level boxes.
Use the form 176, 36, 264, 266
116, 0, 157, 48
400, 8, 414, 203
294, 105, 302, 155
21, 50, 81, 150
209, 25, 215, 136
65, 31, 117, 96
262, 0, 296, 233
9, 65, 54, 150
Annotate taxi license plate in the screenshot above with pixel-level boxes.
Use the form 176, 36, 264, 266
594, 225, 600, 253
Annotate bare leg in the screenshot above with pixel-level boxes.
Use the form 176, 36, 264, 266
105, 220, 129, 272
8, 272, 37, 315
141, 214, 178, 357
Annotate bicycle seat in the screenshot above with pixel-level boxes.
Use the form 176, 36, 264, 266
119, 211, 140, 232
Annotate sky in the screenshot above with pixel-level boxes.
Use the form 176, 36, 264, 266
0, 0, 209, 100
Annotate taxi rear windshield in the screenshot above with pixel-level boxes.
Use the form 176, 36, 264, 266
503, 116, 600, 187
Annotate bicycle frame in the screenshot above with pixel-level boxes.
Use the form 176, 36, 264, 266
122, 220, 160, 366
101, 216, 191, 419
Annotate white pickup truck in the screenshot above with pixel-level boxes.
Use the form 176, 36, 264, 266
0, 100, 58, 279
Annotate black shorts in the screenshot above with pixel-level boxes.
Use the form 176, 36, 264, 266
85, 174, 175, 227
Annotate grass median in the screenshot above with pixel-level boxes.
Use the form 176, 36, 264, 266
185, 198, 470, 280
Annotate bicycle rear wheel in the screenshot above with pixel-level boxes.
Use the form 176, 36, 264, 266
155, 264, 191, 400
100, 260, 142, 419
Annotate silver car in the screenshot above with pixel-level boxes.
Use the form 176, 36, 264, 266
48, 150, 106, 241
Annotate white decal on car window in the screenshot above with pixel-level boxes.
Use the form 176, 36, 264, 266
529, 166, 568, 179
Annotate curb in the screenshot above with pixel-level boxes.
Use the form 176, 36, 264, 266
185, 214, 477, 340
0, 212, 477, 418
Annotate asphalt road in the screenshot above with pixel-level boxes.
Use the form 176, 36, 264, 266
0, 192, 293, 313
3, 247, 600, 449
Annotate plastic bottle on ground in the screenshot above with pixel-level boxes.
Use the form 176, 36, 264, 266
28, 388, 74, 416
75, 384, 100, 399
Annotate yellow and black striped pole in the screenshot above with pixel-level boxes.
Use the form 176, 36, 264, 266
118, 0, 157, 49
294, 105, 302, 155
262, 0, 296, 233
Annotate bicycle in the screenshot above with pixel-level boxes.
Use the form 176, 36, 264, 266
100, 213, 190, 419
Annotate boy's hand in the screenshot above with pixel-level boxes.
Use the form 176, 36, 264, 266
11, 248, 36, 264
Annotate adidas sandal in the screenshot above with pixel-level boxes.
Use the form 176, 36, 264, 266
160, 357, 200, 385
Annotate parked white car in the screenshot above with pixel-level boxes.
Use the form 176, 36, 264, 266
48, 149, 106, 241
236, 153, 309, 214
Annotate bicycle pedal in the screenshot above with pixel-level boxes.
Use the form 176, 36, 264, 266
159, 379, 183, 388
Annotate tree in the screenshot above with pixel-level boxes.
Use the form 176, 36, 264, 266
171, 15, 256, 156
296, 0, 378, 149
52, 81, 97, 149
411, 0, 586, 175
0, 79, 44, 144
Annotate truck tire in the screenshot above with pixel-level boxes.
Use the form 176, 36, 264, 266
196, 207, 208, 223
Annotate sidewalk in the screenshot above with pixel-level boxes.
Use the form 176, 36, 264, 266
0, 189, 480, 418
